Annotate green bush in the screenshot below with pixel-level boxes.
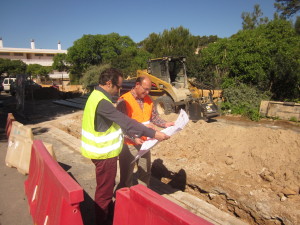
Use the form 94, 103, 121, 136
221, 80, 271, 121
80, 64, 111, 89
289, 117, 298, 122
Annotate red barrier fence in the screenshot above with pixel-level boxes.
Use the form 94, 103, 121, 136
5, 113, 15, 138
113, 184, 213, 225
24, 140, 84, 225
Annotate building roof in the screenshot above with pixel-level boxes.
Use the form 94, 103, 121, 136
0, 47, 67, 54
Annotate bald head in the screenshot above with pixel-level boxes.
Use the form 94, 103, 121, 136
135, 76, 151, 85
134, 75, 152, 99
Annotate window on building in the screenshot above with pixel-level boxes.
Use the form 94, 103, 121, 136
46, 54, 54, 57
35, 54, 43, 56
0, 52, 10, 56
14, 53, 23, 56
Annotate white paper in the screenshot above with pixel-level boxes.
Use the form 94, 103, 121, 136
131, 109, 189, 164
174, 109, 190, 129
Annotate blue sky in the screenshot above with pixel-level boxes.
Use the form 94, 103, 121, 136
0, 0, 292, 50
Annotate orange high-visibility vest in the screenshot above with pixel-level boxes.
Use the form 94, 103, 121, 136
120, 91, 153, 145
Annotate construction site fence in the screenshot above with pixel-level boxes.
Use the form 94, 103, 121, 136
113, 184, 212, 225
24, 140, 84, 225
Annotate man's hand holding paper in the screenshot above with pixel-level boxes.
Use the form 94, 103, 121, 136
132, 109, 189, 163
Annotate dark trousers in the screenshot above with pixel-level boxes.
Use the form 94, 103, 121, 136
118, 144, 151, 188
92, 157, 117, 225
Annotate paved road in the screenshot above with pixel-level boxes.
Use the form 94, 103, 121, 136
0, 140, 33, 225
0, 92, 32, 225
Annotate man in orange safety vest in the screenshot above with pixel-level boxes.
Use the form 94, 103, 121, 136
116, 75, 174, 188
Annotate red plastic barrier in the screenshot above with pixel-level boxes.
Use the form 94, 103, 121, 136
113, 184, 213, 225
5, 113, 15, 138
24, 140, 84, 225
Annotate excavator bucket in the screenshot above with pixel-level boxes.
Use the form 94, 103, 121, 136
187, 100, 219, 121
188, 102, 203, 121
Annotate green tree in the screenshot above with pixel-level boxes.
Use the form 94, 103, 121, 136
274, 0, 300, 18
140, 26, 197, 57
199, 19, 300, 100
139, 27, 219, 79
0, 58, 11, 75
242, 4, 269, 30
138, 33, 161, 55
197, 38, 231, 88
80, 64, 111, 89
26, 64, 52, 81
262, 19, 300, 99
0, 59, 27, 76
52, 53, 69, 72
67, 33, 136, 82
111, 47, 153, 77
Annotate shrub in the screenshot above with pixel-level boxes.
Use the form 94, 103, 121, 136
80, 64, 111, 89
289, 117, 298, 122
221, 80, 271, 121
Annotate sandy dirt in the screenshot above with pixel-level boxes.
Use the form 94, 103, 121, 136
154, 114, 300, 225
50, 111, 300, 225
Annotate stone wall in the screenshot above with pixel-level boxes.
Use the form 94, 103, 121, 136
260, 101, 300, 121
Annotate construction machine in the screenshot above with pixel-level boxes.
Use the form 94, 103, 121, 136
121, 56, 221, 121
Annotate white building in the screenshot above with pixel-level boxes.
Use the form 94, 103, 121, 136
0, 38, 67, 66
0, 38, 69, 79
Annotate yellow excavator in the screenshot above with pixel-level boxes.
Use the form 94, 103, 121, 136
121, 56, 221, 121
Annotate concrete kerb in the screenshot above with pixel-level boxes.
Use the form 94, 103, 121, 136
41, 124, 81, 153
149, 177, 248, 225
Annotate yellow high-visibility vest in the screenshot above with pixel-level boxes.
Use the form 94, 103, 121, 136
81, 90, 123, 159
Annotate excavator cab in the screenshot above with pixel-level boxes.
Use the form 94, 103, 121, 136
147, 56, 188, 89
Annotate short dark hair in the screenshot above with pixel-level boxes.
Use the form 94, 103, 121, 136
99, 68, 123, 86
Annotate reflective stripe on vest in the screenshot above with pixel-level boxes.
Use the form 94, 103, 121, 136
81, 90, 123, 159
120, 92, 153, 145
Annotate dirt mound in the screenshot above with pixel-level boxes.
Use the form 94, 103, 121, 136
151, 114, 300, 225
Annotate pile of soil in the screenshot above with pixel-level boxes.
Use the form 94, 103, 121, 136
52, 111, 300, 225
152, 114, 300, 225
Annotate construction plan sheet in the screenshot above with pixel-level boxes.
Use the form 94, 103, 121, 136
131, 109, 189, 164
